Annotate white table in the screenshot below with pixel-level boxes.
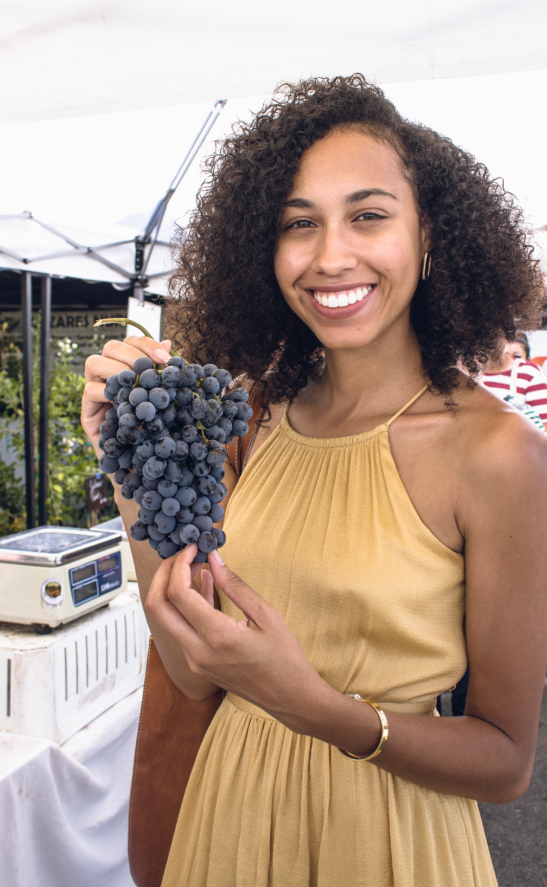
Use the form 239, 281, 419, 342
0, 687, 142, 887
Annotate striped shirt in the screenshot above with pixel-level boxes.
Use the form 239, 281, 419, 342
482, 360, 547, 423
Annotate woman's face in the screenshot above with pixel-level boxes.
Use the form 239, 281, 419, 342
274, 127, 428, 354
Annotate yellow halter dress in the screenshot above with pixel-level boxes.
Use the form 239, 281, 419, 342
162, 388, 498, 887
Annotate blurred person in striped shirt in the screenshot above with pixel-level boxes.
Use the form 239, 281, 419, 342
481, 333, 547, 432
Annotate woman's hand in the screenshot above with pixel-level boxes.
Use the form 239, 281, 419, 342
145, 544, 333, 731
81, 334, 172, 457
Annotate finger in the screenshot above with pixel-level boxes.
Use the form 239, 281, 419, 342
200, 570, 215, 608
167, 546, 231, 635
160, 339, 172, 352
84, 353, 132, 384
207, 550, 268, 627
82, 380, 110, 408
122, 335, 170, 364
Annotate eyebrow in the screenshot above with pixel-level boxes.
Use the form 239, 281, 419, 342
283, 188, 398, 209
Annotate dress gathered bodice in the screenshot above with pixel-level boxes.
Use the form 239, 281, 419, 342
162, 388, 497, 887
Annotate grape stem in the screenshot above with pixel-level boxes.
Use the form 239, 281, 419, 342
93, 318, 178, 357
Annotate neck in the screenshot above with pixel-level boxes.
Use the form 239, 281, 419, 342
316, 325, 425, 417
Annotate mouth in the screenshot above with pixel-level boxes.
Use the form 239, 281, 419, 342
311, 284, 374, 308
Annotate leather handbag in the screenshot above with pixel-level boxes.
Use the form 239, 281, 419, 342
128, 389, 263, 887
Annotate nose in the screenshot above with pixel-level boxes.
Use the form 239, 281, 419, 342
310, 224, 359, 277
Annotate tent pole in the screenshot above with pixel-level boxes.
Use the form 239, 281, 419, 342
21, 271, 36, 529
38, 275, 51, 526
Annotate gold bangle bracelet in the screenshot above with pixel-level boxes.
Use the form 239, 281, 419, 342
337, 695, 389, 761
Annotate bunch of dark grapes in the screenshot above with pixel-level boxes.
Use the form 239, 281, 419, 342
97, 356, 252, 562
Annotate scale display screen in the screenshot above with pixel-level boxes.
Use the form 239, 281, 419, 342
70, 562, 97, 585
98, 554, 119, 574
73, 579, 99, 605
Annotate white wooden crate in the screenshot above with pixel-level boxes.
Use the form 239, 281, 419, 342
0, 585, 149, 743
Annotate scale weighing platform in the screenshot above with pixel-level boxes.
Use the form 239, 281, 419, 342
0, 526, 127, 629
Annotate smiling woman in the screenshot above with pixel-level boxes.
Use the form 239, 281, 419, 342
80, 75, 547, 887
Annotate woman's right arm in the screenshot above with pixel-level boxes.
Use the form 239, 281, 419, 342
81, 334, 237, 701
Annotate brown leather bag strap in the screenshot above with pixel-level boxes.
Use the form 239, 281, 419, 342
226, 384, 264, 479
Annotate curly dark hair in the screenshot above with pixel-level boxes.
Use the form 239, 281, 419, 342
165, 74, 544, 404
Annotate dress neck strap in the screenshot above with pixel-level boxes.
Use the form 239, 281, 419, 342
385, 385, 429, 427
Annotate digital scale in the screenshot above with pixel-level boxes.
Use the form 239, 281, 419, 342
0, 526, 127, 629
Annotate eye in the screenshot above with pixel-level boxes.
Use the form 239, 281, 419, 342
285, 218, 316, 229
355, 211, 385, 222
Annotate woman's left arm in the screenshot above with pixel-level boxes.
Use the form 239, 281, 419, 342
148, 413, 547, 804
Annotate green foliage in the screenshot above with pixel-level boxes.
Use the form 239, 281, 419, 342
0, 326, 118, 532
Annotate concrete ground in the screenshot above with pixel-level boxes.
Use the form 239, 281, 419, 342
441, 684, 547, 886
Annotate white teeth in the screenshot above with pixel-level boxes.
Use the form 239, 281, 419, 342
313, 285, 373, 308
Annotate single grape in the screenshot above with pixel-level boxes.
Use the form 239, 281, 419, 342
132, 455, 146, 472
116, 428, 132, 446
105, 407, 118, 421
205, 425, 225, 442
139, 368, 162, 390
143, 456, 166, 479
155, 512, 177, 535
118, 368, 136, 387
197, 531, 217, 553
117, 387, 131, 403
161, 497, 181, 517
159, 406, 177, 426
114, 467, 129, 485
209, 465, 225, 482
218, 418, 232, 436
106, 374, 122, 394
236, 403, 253, 421
136, 402, 156, 422
229, 388, 249, 404
189, 441, 207, 461
189, 364, 204, 379
104, 438, 124, 457
190, 399, 208, 420
142, 476, 160, 491
179, 524, 200, 545
177, 466, 195, 487
155, 437, 176, 458
176, 506, 195, 524
211, 527, 226, 547
176, 388, 194, 406
118, 449, 133, 469
130, 521, 149, 541
148, 525, 166, 542
136, 440, 155, 460
222, 400, 238, 418
210, 503, 224, 523
133, 356, 154, 375
134, 486, 147, 505
161, 366, 183, 388
149, 537, 159, 551
181, 423, 199, 443
123, 473, 143, 492
117, 402, 135, 418
138, 506, 158, 525
196, 475, 217, 496
99, 454, 119, 473
129, 387, 148, 406
202, 376, 220, 395
193, 496, 211, 515
179, 368, 197, 387
157, 539, 180, 559
213, 369, 232, 387
173, 440, 189, 461
121, 486, 134, 499
100, 418, 118, 438
190, 460, 210, 477
193, 515, 213, 533
98, 436, 106, 451
142, 490, 163, 511
232, 419, 249, 437
167, 388, 177, 403
209, 481, 227, 504
119, 413, 138, 430
158, 479, 178, 498
145, 416, 164, 434
149, 387, 170, 409
167, 356, 184, 367
193, 550, 208, 564
207, 446, 227, 467
202, 364, 218, 376
175, 486, 197, 507
126, 427, 146, 445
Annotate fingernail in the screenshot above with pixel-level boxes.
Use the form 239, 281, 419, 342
160, 339, 172, 351
153, 348, 170, 363
210, 550, 224, 566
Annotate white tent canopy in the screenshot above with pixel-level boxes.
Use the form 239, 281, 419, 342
2, 0, 547, 126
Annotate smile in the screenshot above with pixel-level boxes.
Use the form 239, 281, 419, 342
312, 285, 374, 308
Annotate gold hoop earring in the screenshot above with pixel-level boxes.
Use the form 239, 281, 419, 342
421, 252, 432, 281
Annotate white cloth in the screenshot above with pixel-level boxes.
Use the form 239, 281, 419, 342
0, 688, 142, 887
